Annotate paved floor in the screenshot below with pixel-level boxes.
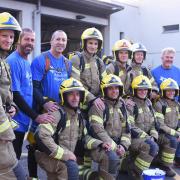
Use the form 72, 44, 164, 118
20, 141, 180, 180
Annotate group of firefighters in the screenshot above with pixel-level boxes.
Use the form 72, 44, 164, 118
0, 11, 180, 180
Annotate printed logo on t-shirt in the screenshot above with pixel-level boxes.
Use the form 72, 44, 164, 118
26, 71, 32, 87
160, 76, 167, 82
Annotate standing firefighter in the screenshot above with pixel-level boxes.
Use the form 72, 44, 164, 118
35, 78, 105, 180
88, 74, 131, 179
154, 78, 180, 177
127, 75, 159, 180
106, 39, 132, 86
71, 27, 106, 111
0, 12, 26, 179
125, 43, 158, 95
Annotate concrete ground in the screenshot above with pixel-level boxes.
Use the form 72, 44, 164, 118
20, 141, 180, 180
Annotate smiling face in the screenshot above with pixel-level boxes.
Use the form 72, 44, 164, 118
161, 52, 175, 69
50, 31, 67, 56
165, 89, 175, 99
136, 88, 148, 99
117, 50, 129, 63
106, 86, 119, 100
85, 38, 99, 55
18, 31, 35, 58
0, 29, 14, 51
66, 91, 80, 108
134, 51, 144, 64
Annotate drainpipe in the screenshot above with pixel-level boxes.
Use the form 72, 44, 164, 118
33, 0, 41, 58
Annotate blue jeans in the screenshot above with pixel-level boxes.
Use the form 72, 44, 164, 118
175, 141, 180, 158
65, 160, 79, 180
145, 139, 159, 157
106, 150, 120, 175
165, 134, 178, 149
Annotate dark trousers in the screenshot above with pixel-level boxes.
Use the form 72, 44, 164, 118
27, 144, 38, 178
12, 131, 25, 160
65, 160, 79, 180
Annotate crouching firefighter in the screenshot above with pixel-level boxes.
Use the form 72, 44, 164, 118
153, 78, 180, 177
34, 78, 108, 180
88, 74, 131, 179
127, 75, 159, 180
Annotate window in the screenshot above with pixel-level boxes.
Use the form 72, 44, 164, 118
120, 32, 124, 39
163, 24, 179, 33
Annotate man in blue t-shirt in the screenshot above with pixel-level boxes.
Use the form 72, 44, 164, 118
151, 47, 180, 88
31, 30, 72, 109
7, 28, 54, 161
151, 47, 180, 167
30, 30, 71, 178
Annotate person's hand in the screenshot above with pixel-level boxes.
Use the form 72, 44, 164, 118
35, 113, 55, 124
43, 101, 59, 112
116, 145, 125, 157
67, 152, 77, 161
93, 98, 105, 111
177, 137, 180, 142
8, 106, 16, 117
101, 142, 112, 152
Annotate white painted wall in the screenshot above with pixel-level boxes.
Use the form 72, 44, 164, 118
109, 4, 141, 55
109, 0, 180, 68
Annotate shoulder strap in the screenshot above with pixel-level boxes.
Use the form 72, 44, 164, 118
41, 51, 51, 73
159, 99, 167, 116
126, 64, 132, 73
64, 57, 71, 77
103, 102, 109, 128
133, 103, 139, 120
141, 66, 149, 77
96, 56, 102, 81
76, 52, 85, 73
112, 61, 119, 76
53, 106, 67, 144
119, 99, 131, 133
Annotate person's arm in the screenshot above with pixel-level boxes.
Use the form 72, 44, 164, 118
154, 101, 180, 138
33, 80, 45, 107
0, 96, 14, 139
35, 111, 73, 161
13, 91, 38, 120
88, 104, 117, 151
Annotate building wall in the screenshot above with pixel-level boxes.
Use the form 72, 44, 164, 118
110, 0, 180, 68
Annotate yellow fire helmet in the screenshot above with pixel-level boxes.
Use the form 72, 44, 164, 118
131, 75, 152, 95
160, 78, 179, 97
59, 78, 85, 105
0, 12, 21, 45
101, 74, 124, 97
81, 27, 103, 51
112, 39, 132, 60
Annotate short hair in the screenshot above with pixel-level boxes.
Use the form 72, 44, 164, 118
161, 47, 176, 57
51, 30, 67, 41
19, 28, 35, 41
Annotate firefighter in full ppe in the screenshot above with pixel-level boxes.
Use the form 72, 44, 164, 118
106, 39, 132, 86
88, 74, 131, 179
127, 75, 159, 180
0, 12, 27, 179
35, 78, 111, 180
153, 78, 180, 177
125, 43, 158, 96
71, 27, 106, 112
